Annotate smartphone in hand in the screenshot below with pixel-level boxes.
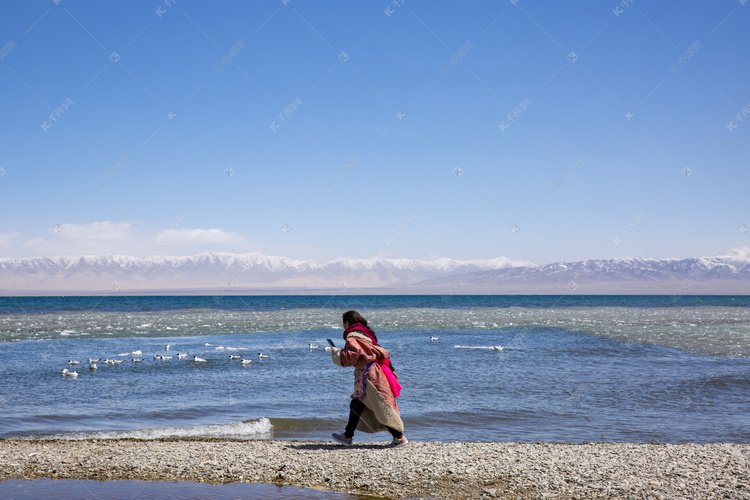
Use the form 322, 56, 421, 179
326, 339, 336, 348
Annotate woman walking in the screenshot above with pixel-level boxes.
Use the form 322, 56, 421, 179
331, 310, 407, 448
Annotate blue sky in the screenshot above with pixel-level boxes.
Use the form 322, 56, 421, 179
1, 0, 748, 265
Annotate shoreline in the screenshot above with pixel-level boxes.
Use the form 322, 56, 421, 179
1, 439, 748, 499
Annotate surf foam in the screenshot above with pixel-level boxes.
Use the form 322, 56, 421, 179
44, 418, 273, 440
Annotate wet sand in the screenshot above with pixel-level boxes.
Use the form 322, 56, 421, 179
1, 439, 748, 499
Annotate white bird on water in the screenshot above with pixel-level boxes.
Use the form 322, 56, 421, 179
177, 353, 188, 359
89, 363, 97, 370
61, 368, 78, 378
229, 355, 241, 360
133, 358, 144, 363
193, 355, 207, 363
430, 336, 439, 342
88, 358, 100, 364
165, 344, 171, 351
241, 359, 253, 365
309, 343, 319, 350
68, 360, 80, 365
104, 359, 115, 365
258, 352, 270, 359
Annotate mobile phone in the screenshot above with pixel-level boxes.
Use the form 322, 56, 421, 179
326, 339, 336, 347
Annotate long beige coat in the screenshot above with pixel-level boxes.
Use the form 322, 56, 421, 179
331, 332, 404, 434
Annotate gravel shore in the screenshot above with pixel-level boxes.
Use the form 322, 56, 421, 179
1, 439, 748, 499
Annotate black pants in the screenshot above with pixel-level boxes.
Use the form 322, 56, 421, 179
345, 398, 402, 439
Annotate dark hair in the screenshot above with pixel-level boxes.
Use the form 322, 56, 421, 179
342, 310, 366, 327
342, 310, 379, 344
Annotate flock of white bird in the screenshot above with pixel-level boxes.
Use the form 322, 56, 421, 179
59, 341, 336, 379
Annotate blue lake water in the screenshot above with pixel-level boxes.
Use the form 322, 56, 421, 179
1, 295, 749, 444
0, 479, 365, 500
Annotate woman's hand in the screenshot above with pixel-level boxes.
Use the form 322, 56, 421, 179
331, 347, 343, 366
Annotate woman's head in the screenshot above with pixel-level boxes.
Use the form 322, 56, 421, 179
342, 310, 379, 345
342, 310, 366, 328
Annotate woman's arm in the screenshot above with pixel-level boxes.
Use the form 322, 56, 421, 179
331, 338, 370, 367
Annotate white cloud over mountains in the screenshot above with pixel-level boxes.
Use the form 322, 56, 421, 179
9, 221, 248, 258
719, 247, 750, 262
0, 232, 19, 247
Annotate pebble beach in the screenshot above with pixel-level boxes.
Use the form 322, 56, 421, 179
1, 439, 749, 499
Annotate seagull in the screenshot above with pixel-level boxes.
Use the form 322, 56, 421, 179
165, 344, 171, 351
88, 358, 100, 363
153, 355, 162, 360
133, 358, 144, 362
161, 355, 172, 360
104, 359, 116, 365
430, 336, 439, 342
61, 368, 78, 378
68, 360, 80, 365
309, 343, 319, 350
258, 352, 269, 359
89, 363, 97, 370
492, 346, 503, 351
112, 359, 123, 364
229, 355, 241, 360
241, 359, 253, 365
193, 355, 207, 363
177, 353, 188, 359
324, 346, 332, 351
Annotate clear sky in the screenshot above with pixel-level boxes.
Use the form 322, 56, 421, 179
1, 0, 748, 265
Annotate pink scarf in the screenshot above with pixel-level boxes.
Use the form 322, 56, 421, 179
343, 323, 378, 345
376, 358, 402, 398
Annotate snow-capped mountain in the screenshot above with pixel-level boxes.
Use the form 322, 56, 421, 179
409, 256, 750, 294
0, 252, 531, 294
0, 252, 747, 294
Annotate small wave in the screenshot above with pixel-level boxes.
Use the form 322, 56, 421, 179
118, 350, 142, 356
45, 418, 273, 440
699, 374, 750, 390
454, 345, 503, 350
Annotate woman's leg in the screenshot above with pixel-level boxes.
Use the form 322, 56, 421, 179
344, 398, 366, 439
386, 426, 403, 439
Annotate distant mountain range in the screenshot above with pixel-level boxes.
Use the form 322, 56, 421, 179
0, 252, 748, 294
